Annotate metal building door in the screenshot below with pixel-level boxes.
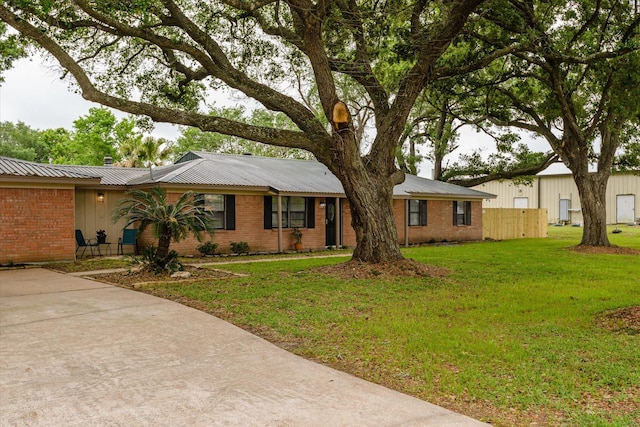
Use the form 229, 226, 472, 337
616, 195, 635, 223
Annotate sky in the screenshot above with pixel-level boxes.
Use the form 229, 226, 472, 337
0, 55, 181, 141
0, 55, 550, 178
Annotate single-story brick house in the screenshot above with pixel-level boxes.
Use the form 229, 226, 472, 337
0, 152, 495, 264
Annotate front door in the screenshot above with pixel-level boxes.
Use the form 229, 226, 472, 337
325, 198, 337, 246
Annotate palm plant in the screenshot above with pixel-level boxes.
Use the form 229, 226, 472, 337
112, 187, 214, 259
116, 136, 173, 168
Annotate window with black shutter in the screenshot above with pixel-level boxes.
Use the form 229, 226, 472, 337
453, 200, 472, 225
198, 193, 236, 230
409, 200, 427, 226
265, 196, 315, 228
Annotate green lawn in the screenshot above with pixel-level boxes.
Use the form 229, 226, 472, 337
100, 226, 640, 424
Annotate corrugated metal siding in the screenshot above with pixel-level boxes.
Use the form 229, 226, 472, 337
473, 173, 639, 224
474, 180, 538, 208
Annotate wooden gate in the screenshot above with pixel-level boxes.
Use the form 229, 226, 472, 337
482, 208, 548, 240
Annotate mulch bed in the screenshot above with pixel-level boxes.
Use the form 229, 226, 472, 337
91, 265, 237, 287
313, 259, 450, 280
569, 245, 640, 255
596, 306, 640, 335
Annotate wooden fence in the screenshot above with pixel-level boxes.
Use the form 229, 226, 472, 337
482, 208, 548, 240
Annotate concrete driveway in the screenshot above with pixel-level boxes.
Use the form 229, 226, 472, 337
0, 268, 487, 426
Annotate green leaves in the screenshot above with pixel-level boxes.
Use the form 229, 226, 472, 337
0, 21, 24, 82
112, 187, 216, 258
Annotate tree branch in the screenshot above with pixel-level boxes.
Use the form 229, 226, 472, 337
445, 152, 559, 187
0, 4, 320, 153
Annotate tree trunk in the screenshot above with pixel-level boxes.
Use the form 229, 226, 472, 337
573, 171, 611, 246
343, 174, 404, 263
327, 133, 405, 263
433, 149, 444, 181
156, 226, 173, 258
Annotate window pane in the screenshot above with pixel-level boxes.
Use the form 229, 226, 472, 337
409, 213, 420, 226
455, 200, 469, 225
204, 194, 224, 212
290, 212, 305, 228
270, 196, 307, 228
203, 194, 225, 229
290, 197, 306, 212
212, 212, 225, 229
409, 200, 421, 226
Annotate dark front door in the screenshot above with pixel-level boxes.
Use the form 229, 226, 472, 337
325, 198, 337, 246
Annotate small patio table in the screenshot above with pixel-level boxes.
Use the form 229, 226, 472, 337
98, 242, 112, 256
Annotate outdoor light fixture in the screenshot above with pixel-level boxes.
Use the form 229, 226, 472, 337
319, 201, 326, 209
97, 192, 104, 202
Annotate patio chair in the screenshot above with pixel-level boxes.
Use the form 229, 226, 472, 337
117, 228, 138, 255
75, 229, 99, 258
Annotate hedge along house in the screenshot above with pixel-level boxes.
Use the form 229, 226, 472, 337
0, 152, 495, 264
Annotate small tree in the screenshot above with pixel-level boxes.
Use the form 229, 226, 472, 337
112, 187, 215, 260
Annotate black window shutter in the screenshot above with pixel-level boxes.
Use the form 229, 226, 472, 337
264, 196, 272, 229
420, 200, 427, 226
306, 197, 315, 228
465, 201, 472, 225
453, 201, 458, 225
225, 195, 236, 230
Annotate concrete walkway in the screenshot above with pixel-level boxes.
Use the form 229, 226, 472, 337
0, 268, 488, 426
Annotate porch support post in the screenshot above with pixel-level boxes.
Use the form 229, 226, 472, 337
277, 195, 283, 253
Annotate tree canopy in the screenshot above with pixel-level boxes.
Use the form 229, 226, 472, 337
454, 0, 640, 245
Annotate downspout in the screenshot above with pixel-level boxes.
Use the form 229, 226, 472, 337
277, 195, 283, 253
405, 199, 409, 247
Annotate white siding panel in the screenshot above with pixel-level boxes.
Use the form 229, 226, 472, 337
475, 180, 538, 209
474, 173, 638, 224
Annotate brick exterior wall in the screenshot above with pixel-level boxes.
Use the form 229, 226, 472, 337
398, 199, 483, 243
136, 193, 482, 256
0, 187, 76, 264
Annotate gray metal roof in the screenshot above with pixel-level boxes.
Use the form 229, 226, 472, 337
136, 153, 345, 193
53, 164, 150, 186
0, 152, 495, 199
397, 174, 495, 199
0, 156, 99, 179
167, 152, 494, 199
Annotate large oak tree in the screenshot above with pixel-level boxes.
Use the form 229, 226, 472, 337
458, 0, 640, 246
1, 0, 494, 263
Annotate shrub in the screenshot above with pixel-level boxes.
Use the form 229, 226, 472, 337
197, 241, 218, 256
230, 241, 250, 254
131, 246, 183, 275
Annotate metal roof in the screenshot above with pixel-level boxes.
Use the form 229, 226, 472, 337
53, 164, 150, 186
0, 152, 496, 199
397, 174, 495, 199
169, 152, 494, 199
139, 153, 345, 193
0, 156, 99, 179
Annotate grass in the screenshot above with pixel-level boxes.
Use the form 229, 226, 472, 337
43, 257, 131, 272
48, 225, 640, 425
42, 248, 353, 273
